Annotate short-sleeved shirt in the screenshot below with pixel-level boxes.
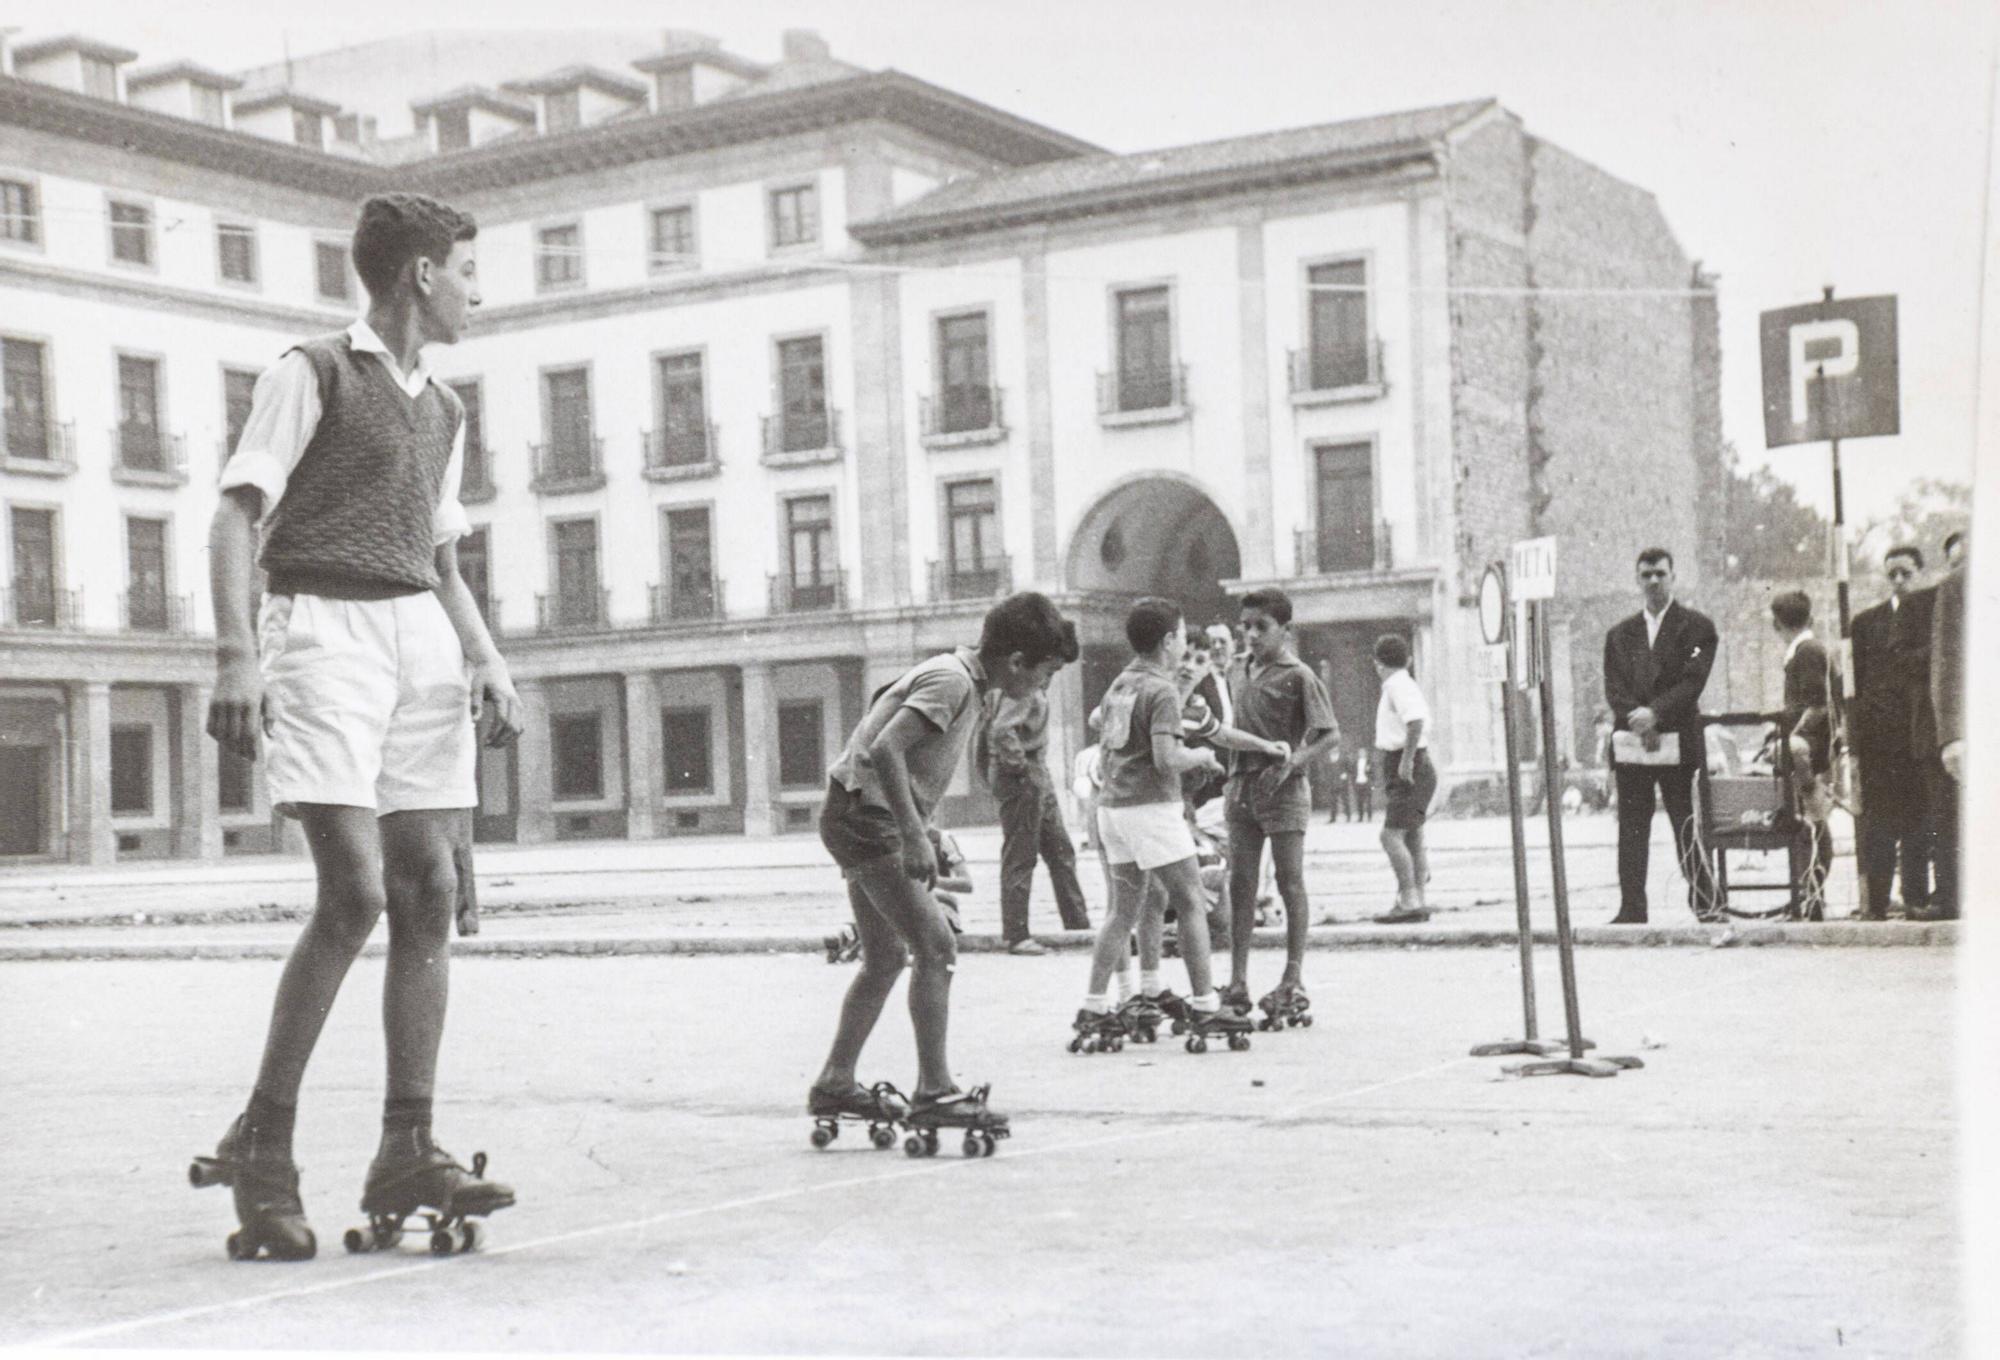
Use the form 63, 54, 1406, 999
1375, 669, 1432, 750
825, 647, 987, 821
1096, 657, 1185, 808
1225, 653, 1338, 777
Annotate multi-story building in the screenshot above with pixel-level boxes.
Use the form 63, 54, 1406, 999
0, 28, 1722, 862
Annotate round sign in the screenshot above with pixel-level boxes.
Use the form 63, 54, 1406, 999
1478, 566, 1507, 644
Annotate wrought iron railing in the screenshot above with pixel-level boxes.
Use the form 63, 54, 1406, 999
919, 385, 1005, 438
649, 578, 724, 623
927, 555, 1013, 602
768, 568, 846, 614
1096, 363, 1188, 416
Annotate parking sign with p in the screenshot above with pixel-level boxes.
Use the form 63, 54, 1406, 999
1760, 295, 1899, 448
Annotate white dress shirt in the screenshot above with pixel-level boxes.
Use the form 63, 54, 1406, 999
1643, 598, 1675, 647
1375, 669, 1432, 751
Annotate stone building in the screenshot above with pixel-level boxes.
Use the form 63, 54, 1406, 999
0, 27, 1721, 862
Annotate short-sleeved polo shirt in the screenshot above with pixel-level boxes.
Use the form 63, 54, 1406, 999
825, 646, 987, 821
1225, 654, 1338, 777
1375, 669, 1432, 750
1096, 657, 1184, 807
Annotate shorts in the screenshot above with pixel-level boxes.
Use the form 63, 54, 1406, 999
1380, 748, 1438, 831
259, 591, 474, 817
1097, 801, 1198, 871
819, 780, 903, 873
1223, 769, 1313, 835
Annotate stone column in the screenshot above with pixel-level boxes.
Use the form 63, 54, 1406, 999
513, 678, 555, 844
1020, 245, 1060, 586
173, 683, 223, 860
1044, 662, 1086, 828
67, 680, 115, 865
1235, 221, 1277, 578
623, 671, 659, 841
740, 661, 777, 837
849, 269, 911, 608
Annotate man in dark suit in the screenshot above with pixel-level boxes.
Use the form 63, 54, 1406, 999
1603, 547, 1721, 923
1771, 591, 1836, 910
1923, 534, 1965, 920
1850, 546, 1935, 919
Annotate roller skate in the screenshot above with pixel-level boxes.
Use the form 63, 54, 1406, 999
1256, 980, 1313, 1031
1067, 1007, 1128, 1055
903, 1083, 1011, 1159
188, 1114, 317, 1261
1152, 989, 1193, 1036
344, 1130, 514, 1257
1116, 994, 1163, 1044
1182, 999, 1254, 1054
807, 1080, 910, 1150
1217, 980, 1254, 1016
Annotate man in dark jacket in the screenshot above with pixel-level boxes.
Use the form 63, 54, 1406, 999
1603, 547, 1721, 923
1923, 535, 1965, 920
1771, 591, 1836, 910
1850, 547, 1935, 918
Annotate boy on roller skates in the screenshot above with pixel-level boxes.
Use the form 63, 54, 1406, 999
1220, 589, 1341, 1031
811, 594, 1077, 1152
193, 194, 521, 1260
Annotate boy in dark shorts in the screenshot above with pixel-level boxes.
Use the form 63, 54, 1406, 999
1222, 588, 1341, 1027
1370, 634, 1438, 923
811, 593, 1076, 1142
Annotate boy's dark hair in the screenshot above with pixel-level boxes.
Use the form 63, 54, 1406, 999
1373, 634, 1411, 669
1058, 619, 1080, 665
1124, 597, 1183, 654
1770, 590, 1812, 632
1239, 587, 1293, 626
978, 592, 1072, 668
1885, 544, 1924, 571
1637, 547, 1675, 571
352, 193, 478, 301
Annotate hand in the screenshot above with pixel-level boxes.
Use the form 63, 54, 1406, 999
900, 828, 939, 886
207, 654, 264, 761
471, 659, 523, 747
1264, 739, 1292, 763
1629, 707, 1657, 736
1641, 729, 1662, 754
1942, 739, 1964, 782
1399, 751, 1416, 783
1195, 748, 1226, 776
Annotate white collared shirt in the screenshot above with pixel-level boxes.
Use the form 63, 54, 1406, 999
1375, 668, 1432, 750
1644, 598, 1676, 647
218, 319, 469, 546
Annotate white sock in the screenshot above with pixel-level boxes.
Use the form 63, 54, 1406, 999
1190, 990, 1221, 1014
1141, 970, 1163, 996
1112, 969, 1134, 1001
1082, 994, 1109, 1014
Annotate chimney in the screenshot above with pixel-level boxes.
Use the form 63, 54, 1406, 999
781, 29, 831, 63
658, 29, 720, 55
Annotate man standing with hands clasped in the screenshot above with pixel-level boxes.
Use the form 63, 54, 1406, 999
1602, 548, 1721, 924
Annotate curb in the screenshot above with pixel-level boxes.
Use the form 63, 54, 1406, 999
0, 921, 1954, 963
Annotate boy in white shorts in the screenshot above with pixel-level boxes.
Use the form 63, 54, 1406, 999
194, 193, 522, 1260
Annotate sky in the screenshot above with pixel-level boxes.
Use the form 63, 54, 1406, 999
14, 0, 1997, 530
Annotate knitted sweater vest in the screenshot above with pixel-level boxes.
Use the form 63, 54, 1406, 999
258, 334, 462, 595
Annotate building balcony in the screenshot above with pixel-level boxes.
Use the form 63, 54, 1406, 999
110, 427, 188, 486
4, 420, 77, 475
1293, 521, 1395, 578
760, 408, 843, 467
928, 555, 1013, 603
919, 386, 1007, 449
529, 437, 606, 494
768, 568, 846, 615
2, 586, 83, 630
642, 424, 720, 481
1287, 340, 1387, 406
648, 578, 724, 624
535, 587, 611, 632
121, 591, 192, 634
1097, 364, 1190, 427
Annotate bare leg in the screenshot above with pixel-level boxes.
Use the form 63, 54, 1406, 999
815, 876, 910, 1090
377, 809, 462, 1100
1269, 830, 1309, 985
1088, 862, 1146, 995
1381, 825, 1418, 909
1225, 811, 1265, 989
1154, 857, 1216, 996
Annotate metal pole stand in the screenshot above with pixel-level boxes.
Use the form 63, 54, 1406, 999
1505, 599, 1636, 1078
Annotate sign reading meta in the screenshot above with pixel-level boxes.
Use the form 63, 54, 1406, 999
1759, 295, 1900, 448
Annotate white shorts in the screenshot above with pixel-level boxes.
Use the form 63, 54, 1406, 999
1096, 801, 1198, 871
259, 591, 475, 817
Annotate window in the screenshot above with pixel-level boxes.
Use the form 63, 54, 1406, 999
10, 507, 57, 626
110, 727, 152, 815
0, 179, 39, 246
291, 108, 323, 148
786, 495, 835, 609
314, 242, 350, 303
768, 184, 818, 249
126, 518, 169, 631
536, 223, 582, 290
218, 749, 253, 813
449, 381, 487, 494
946, 479, 999, 585
1314, 442, 1376, 573
222, 368, 260, 460
435, 107, 471, 151
1306, 260, 1370, 390
661, 707, 712, 794
81, 57, 118, 101
3, 337, 51, 461
775, 336, 828, 452
1115, 286, 1174, 411
649, 205, 696, 270
551, 519, 600, 626
655, 67, 695, 110
542, 368, 593, 478
192, 84, 226, 128
663, 506, 714, 619
545, 88, 581, 133
777, 701, 824, 789
551, 713, 603, 800
655, 352, 708, 466
334, 113, 364, 144
117, 356, 163, 470
108, 201, 152, 266
217, 222, 258, 285
459, 526, 492, 622
936, 312, 993, 433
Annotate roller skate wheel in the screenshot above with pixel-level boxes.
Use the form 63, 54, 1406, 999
343, 1227, 367, 1254
1299, 1014, 1314, 1028
982, 1134, 998, 1157
961, 1134, 984, 1158
429, 1229, 455, 1256
904, 1134, 925, 1157
1067, 1037, 1082, 1054
225, 1230, 248, 1261
1229, 1033, 1251, 1051
870, 1125, 895, 1150
459, 1221, 483, 1253
1186, 1035, 1208, 1054
810, 1124, 835, 1149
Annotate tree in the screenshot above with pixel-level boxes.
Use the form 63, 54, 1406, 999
1721, 443, 1832, 580
1855, 478, 1971, 573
